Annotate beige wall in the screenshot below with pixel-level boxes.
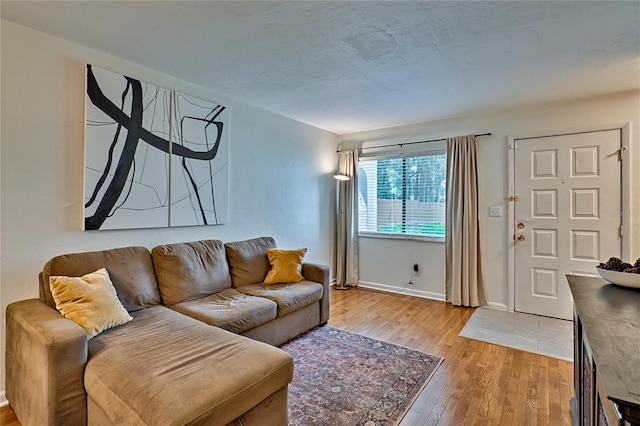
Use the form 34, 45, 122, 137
341, 90, 640, 307
0, 20, 339, 400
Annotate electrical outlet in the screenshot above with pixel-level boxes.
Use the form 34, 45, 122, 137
413, 263, 420, 277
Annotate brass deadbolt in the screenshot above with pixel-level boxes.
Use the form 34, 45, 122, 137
517, 223, 525, 229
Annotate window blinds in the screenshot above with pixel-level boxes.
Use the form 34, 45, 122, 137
358, 152, 447, 237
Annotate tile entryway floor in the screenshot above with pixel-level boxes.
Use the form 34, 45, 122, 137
458, 307, 573, 361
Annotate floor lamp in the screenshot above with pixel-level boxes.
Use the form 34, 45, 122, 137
333, 173, 352, 290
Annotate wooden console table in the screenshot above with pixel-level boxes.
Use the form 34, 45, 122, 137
568, 275, 640, 426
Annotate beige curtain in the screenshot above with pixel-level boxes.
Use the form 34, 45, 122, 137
445, 135, 486, 307
335, 149, 359, 287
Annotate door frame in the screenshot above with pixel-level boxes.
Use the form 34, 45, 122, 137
507, 122, 631, 313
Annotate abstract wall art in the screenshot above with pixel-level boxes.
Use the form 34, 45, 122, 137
169, 91, 229, 227
84, 64, 229, 230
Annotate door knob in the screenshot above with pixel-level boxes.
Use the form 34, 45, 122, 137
517, 223, 525, 229
517, 235, 525, 241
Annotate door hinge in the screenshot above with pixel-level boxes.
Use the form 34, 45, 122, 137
618, 147, 626, 161
620, 225, 624, 238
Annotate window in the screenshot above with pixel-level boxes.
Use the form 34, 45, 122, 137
358, 151, 446, 239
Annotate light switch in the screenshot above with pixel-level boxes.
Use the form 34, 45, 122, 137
489, 206, 502, 217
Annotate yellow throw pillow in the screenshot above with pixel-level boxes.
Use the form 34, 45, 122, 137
49, 268, 133, 339
264, 248, 307, 284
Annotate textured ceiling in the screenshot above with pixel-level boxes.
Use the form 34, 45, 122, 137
2, 1, 639, 134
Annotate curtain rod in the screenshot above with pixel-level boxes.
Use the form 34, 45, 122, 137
336, 132, 492, 153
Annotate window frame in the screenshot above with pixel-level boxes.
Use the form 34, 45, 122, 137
358, 148, 447, 243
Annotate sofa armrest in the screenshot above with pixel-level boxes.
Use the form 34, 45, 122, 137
302, 262, 330, 324
6, 299, 88, 426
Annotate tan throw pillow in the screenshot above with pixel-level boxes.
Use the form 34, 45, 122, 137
264, 248, 307, 284
49, 268, 133, 339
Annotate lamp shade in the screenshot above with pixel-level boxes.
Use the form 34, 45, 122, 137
333, 174, 351, 181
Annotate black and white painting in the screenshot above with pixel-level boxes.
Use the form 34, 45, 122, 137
84, 64, 229, 230
170, 92, 229, 226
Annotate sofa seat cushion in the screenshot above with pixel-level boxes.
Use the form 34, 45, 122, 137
85, 306, 293, 426
237, 281, 324, 317
170, 288, 278, 334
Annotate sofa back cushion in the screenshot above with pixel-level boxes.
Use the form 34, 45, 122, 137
225, 237, 276, 287
40, 246, 161, 312
152, 239, 232, 305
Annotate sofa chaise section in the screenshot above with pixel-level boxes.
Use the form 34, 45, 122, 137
85, 305, 292, 426
7, 246, 162, 426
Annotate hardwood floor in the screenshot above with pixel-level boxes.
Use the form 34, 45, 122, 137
328, 287, 573, 426
0, 402, 20, 426
0, 287, 573, 425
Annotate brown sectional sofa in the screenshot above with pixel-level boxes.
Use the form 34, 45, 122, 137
5, 236, 330, 426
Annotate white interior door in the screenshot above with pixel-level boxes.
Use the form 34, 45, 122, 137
514, 130, 621, 320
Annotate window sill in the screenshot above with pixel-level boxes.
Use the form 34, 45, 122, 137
358, 231, 445, 243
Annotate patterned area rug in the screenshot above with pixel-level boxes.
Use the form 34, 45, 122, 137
279, 326, 443, 426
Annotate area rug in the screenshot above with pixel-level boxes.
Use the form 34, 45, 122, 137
458, 307, 573, 361
279, 326, 443, 426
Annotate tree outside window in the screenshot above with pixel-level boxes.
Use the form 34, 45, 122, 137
359, 152, 446, 238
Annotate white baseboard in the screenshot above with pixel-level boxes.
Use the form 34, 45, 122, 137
332, 279, 505, 309
357, 280, 446, 302
0, 390, 7, 407
485, 302, 509, 311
